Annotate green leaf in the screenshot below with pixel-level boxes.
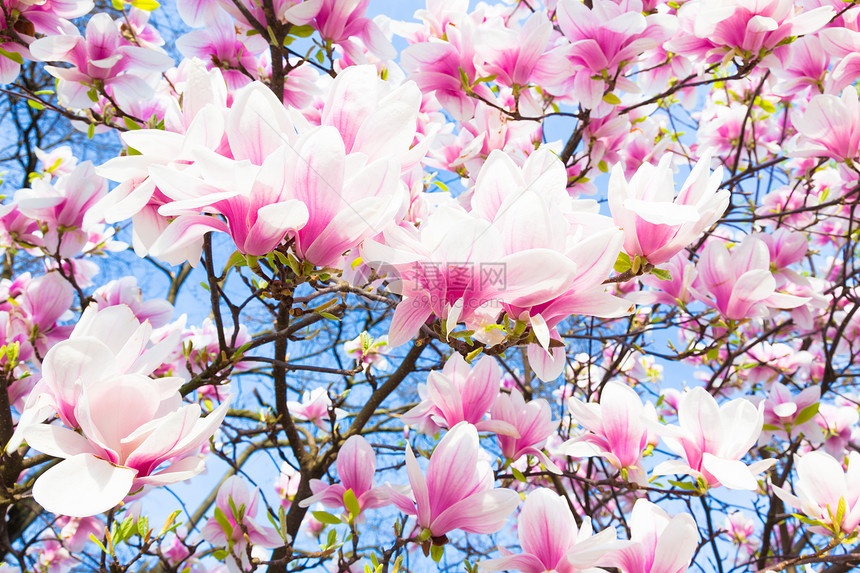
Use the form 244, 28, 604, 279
137, 516, 149, 537
87, 123, 95, 139
598, 160, 609, 173
430, 544, 444, 563
223, 250, 247, 276
130, 0, 160, 11
473, 74, 497, 85
759, 99, 776, 114
602, 92, 621, 105
160, 510, 182, 536
0, 47, 23, 65
614, 252, 632, 273
325, 528, 337, 547
213, 507, 233, 540
212, 549, 230, 560
668, 479, 698, 491
794, 402, 820, 425
315, 49, 325, 63
111, 0, 124, 8
312, 511, 342, 525
123, 116, 141, 130
319, 312, 340, 321
343, 489, 361, 520
706, 347, 719, 361
291, 24, 315, 37
116, 516, 136, 543
89, 533, 108, 553
27, 100, 44, 110
651, 267, 672, 281
511, 467, 526, 483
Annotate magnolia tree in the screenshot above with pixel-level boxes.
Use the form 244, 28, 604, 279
1, 0, 860, 572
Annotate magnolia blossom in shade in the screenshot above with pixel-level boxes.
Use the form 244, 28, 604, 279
491, 390, 559, 473
54, 516, 103, 552
772, 451, 860, 536
690, 236, 809, 320
608, 152, 728, 266
401, 354, 516, 436
200, 476, 282, 573
287, 387, 344, 429
653, 387, 774, 490
759, 382, 822, 442
603, 499, 698, 573
300, 435, 389, 516
562, 382, 649, 479
791, 87, 860, 162
25, 372, 230, 517
387, 422, 520, 538
479, 488, 623, 573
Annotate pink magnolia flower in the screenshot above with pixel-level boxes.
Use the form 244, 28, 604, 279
654, 387, 774, 490
722, 512, 759, 558
387, 422, 520, 539
14, 161, 108, 258
401, 354, 516, 435
562, 381, 649, 478
9, 303, 178, 450
29, 13, 172, 109
30, 539, 75, 573
760, 382, 821, 442
554, 0, 671, 110
201, 476, 282, 572
343, 332, 389, 371
816, 403, 859, 459
34, 146, 78, 180
604, 499, 698, 573
311, 0, 394, 60
690, 236, 809, 320
92, 277, 173, 328
301, 435, 389, 516
491, 389, 559, 473
476, 11, 559, 89
24, 370, 230, 516
479, 488, 622, 573
176, 13, 267, 90
275, 463, 301, 510
791, 87, 860, 162
54, 516, 103, 552
669, 0, 833, 61
608, 152, 728, 266
401, 18, 489, 121
1, 271, 74, 358
772, 450, 860, 536
631, 254, 698, 307
288, 387, 343, 429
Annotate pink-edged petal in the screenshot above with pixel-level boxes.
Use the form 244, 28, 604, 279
405, 445, 431, 527
388, 298, 433, 348
430, 488, 519, 535
337, 435, 375, 496
480, 553, 546, 573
